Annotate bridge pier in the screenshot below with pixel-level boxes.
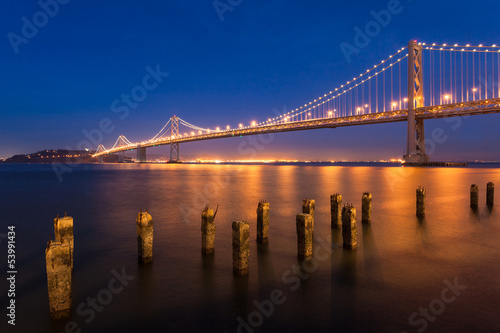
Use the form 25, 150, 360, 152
404, 40, 430, 164
97, 156, 104, 163
137, 146, 147, 163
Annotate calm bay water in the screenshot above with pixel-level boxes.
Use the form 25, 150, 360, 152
1, 163, 500, 333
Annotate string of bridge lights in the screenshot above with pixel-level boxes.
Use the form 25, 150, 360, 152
420, 42, 500, 53
256, 46, 409, 126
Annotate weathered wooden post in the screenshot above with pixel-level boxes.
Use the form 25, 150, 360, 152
296, 214, 313, 259
201, 205, 216, 254
487, 182, 494, 206
416, 187, 425, 217
256, 200, 270, 243
46, 239, 72, 319
136, 210, 153, 264
302, 199, 315, 233
362, 192, 372, 224
342, 204, 357, 250
470, 184, 479, 209
330, 193, 342, 228
232, 221, 249, 275
53, 213, 74, 267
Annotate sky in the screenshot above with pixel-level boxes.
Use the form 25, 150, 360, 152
1, 0, 500, 161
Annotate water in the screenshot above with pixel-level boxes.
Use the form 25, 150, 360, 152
1, 163, 499, 333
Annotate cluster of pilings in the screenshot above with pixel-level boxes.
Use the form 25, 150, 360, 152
46, 181, 495, 315
45, 213, 74, 319
470, 182, 494, 209
414, 182, 495, 218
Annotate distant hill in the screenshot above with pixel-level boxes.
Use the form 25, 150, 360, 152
0, 149, 124, 163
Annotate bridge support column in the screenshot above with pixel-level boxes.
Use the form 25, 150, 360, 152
169, 142, 179, 163
136, 146, 146, 163
404, 40, 429, 164
169, 116, 180, 162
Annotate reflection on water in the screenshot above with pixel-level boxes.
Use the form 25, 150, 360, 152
1, 163, 500, 332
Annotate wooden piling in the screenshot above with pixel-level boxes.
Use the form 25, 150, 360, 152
330, 193, 342, 228
296, 214, 313, 259
232, 221, 249, 275
470, 184, 479, 209
136, 210, 153, 264
201, 205, 216, 254
487, 182, 494, 206
302, 199, 315, 233
342, 204, 357, 250
256, 200, 270, 243
362, 192, 372, 224
53, 214, 74, 268
45, 240, 72, 319
416, 187, 425, 217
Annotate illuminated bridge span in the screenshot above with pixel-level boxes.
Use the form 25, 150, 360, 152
93, 40, 500, 163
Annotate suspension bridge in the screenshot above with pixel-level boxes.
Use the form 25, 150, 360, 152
92, 40, 500, 164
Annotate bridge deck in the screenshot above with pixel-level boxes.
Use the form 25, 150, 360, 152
94, 98, 500, 157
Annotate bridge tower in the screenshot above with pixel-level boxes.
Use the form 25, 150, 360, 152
404, 40, 429, 163
169, 116, 180, 162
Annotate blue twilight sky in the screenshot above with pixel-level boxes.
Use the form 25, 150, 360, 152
1, 0, 500, 161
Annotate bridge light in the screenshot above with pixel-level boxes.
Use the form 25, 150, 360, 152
239, 123, 243, 128
472, 88, 477, 92
216, 127, 220, 131
403, 98, 408, 102
251, 121, 256, 127
226, 125, 230, 130
364, 104, 369, 108
268, 118, 271, 122
328, 111, 332, 116
191, 132, 195, 136
308, 113, 311, 116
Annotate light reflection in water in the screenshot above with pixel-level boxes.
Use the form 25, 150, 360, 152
1, 163, 499, 332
